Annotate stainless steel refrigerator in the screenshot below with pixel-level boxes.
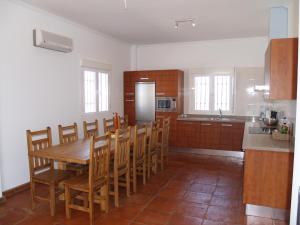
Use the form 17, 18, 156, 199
135, 82, 155, 124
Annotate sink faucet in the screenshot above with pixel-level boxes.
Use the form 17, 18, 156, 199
219, 108, 223, 119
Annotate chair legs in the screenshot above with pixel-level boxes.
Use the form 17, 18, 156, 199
65, 185, 71, 219
152, 154, 158, 175
30, 181, 36, 210
126, 169, 131, 197
113, 175, 119, 207
89, 194, 94, 225
143, 162, 147, 185
49, 184, 56, 217
104, 184, 109, 213
133, 165, 137, 193
160, 149, 164, 171
30, 180, 58, 216
147, 152, 151, 179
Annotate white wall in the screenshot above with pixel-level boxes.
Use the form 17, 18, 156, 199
136, 37, 268, 70
290, 2, 300, 223
0, 0, 131, 191
134, 37, 269, 115
288, 0, 299, 38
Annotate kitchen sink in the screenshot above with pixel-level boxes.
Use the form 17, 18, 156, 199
208, 117, 235, 121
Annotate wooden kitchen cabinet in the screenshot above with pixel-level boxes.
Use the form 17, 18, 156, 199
199, 122, 220, 149
156, 71, 178, 96
123, 70, 184, 139
265, 38, 298, 100
175, 121, 200, 148
175, 121, 244, 151
219, 122, 245, 151
243, 150, 294, 209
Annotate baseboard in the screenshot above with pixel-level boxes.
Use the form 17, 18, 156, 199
246, 204, 289, 221
0, 196, 6, 205
170, 147, 244, 158
3, 182, 30, 198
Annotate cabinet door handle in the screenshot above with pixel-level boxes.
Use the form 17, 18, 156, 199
140, 77, 149, 80
201, 123, 212, 126
125, 99, 134, 102
221, 124, 233, 127
156, 92, 165, 96
125, 92, 134, 96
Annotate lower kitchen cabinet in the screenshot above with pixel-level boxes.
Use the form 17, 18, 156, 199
199, 122, 220, 149
176, 121, 199, 148
175, 120, 245, 151
243, 150, 294, 209
219, 122, 245, 151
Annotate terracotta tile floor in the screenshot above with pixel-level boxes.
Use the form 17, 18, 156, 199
0, 152, 289, 225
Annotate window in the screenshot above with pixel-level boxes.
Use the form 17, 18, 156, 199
190, 69, 234, 114
83, 69, 109, 113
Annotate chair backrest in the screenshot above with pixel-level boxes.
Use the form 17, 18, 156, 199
83, 119, 99, 138
89, 134, 110, 190
103, 118, 115, 133
149, 121, 159, 151
26, 127, 53, 175
133, 125, 147, 161
113, 127, 131, 170
58, 123, 78, 144
162, 117, 171, 148
156, 115, 165, 128
119, 115, 129, 129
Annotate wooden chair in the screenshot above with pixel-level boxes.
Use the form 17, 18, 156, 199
26, 127, 71, 216
103, 118, 115, 133
157, 117, 171, 171
156, 115, 165, 128
83, 119, 99, 138
131, 125, 147, 193
118, 115, 129, 129
147, 121, 159, 179
58, 123, 86, 174
109, 127, 131, 207
64, 135, 110, 225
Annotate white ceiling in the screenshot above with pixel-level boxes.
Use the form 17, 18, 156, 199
22, 0, 292, 44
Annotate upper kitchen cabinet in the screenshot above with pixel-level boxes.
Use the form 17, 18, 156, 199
155, 70, 179, 97
265, 38, 298, 100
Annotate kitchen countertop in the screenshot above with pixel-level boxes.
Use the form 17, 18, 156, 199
242, 122, 294, 153
177, 114, 248, 123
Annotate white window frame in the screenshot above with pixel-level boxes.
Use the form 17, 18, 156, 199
81, 67, 110, 115
189, 68, 235, 115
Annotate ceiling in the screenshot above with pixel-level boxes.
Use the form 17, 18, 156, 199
22, 0, 292, 44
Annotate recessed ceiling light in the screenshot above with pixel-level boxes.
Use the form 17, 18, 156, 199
174, 19, 196, 29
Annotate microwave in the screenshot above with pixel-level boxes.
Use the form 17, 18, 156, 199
155, 97, 177, 112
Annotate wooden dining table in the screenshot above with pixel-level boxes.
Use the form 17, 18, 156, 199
30, 125, 153, 166
29, 125, 154, 211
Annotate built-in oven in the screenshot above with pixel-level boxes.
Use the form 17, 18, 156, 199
155, 97, 177, 112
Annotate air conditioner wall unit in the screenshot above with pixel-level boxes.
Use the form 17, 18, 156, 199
33, 29, 73, 53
